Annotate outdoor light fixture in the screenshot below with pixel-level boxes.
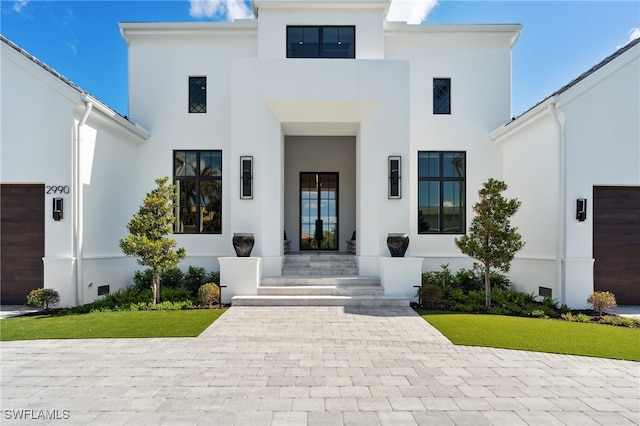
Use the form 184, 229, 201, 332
388, 156, 401, 199
53, 198, 63, 221
240, 156, 253, 199
576, 198, 587, 221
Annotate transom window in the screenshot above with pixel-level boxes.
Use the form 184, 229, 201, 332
174, 151, 222, 234
287, 26, 355, 58
433, 78, 451, 114
418, 151, 465, 234
189, 76, 207, 113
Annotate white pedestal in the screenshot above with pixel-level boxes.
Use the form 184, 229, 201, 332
219, 257, 261, 304
380, 257, 423, 301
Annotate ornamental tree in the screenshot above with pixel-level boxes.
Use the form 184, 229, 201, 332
120, 177, 186, 304
455, 178, 525, 309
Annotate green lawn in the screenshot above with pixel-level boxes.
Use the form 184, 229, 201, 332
419, 311, 640, 361
0, 309, 225, 341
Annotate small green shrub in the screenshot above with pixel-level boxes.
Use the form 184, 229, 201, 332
160, 287, 192, 303
422, 264, 455, 290
418, 284, 443, 308
26, 288, 60, 311
576, 313, 591, 323
529, 309, 548, 319
183, 266, 207, 296
197, 282, 221, 307
587, 291, 617, 317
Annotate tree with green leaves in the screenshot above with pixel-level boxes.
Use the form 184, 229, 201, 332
455, 178, 525, 309
120, 177, 186, 304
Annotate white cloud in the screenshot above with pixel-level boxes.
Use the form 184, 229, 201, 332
387, 0, 438, 25
13, 0, 29, 13
629, 27, 640, 43
189, 0, 254, 21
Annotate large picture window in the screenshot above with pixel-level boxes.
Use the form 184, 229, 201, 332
287, 26, 355, 58
418, 151, 465, 234
174, 151, 222, 234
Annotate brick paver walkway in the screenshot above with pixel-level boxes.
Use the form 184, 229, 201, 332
1, 307, 638, 425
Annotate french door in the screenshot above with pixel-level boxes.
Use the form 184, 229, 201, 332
300, 173, 338, 250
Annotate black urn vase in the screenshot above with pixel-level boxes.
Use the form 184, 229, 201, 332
387, 233, 409, 257
232, 233, 255, 257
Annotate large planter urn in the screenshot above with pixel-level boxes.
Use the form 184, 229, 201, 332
387, 233, 409, 257
232, 233, 255, 257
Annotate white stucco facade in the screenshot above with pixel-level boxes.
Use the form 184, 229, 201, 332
1, 0, 638, 308
492, 39, 640, 307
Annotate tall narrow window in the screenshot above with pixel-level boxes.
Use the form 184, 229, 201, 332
418, 151, 465, 234
287, 26, 355, 58
433, 78, 451, 114
174, 151, 222, 234
189, 76, 207, 113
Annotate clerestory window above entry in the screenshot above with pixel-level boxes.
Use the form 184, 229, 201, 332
287, 26, 355, 58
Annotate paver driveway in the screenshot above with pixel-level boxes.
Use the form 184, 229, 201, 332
1, 307, 638, 425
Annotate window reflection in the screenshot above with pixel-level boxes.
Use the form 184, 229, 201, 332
174, 150, 222, 234
418, 152, 465, 234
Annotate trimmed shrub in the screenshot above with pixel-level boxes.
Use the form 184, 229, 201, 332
198, 283, 221, 307
587, 291, 617, 317
26, 288, 60, 311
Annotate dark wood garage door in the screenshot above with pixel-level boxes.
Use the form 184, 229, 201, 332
1, 184, 44, 304
593, 186, 640, 305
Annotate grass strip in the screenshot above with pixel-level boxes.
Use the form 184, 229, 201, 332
0, 309, 225, 341
419, 311, 640, 362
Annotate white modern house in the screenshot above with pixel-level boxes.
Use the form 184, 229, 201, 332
1, 0, 638, 308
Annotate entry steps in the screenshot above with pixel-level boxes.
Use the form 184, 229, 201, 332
231, 254, 410, 307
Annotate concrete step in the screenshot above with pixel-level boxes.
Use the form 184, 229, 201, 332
231, 295, 410, 307
257, 286, 384, 296
261, 276, 380, 287
282, 254, 358, 276
282, 268, 359, 276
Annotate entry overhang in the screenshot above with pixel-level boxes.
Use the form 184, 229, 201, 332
264, 99, 375, 136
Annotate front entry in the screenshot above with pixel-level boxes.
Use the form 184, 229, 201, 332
300, 172, 338, 250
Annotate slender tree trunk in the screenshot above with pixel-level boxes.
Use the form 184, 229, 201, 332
484, 265, 491, 309
152, 272, 160, 305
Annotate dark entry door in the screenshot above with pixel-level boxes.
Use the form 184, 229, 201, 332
300, 173, 338, 250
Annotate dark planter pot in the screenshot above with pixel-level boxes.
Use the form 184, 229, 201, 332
387, 233, 409, 257
233, 233, 255, 257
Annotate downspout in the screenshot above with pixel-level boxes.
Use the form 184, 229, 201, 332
548, 96, 566, 305
73, 100, 92, 306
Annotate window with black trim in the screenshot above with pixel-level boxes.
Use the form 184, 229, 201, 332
174, 151, 222, 234
189, 76, 206, 113
433, 78, 451, 114
287, 26, 355, 58
418, 151, 465, 234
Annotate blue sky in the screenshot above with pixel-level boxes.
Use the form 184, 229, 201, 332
1, 1, 638, 117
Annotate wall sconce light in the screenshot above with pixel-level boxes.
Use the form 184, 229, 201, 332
388, 156, 401, 199
53, 198, 63, 221
576, 198, 587, 221
240, 156, 253, 199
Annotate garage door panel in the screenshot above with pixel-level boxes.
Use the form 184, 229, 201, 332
593, 186, 640, 305
1, 184, 44, 305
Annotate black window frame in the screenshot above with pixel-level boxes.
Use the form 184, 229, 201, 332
286, 26, 355, 59
173, 150, 222, 234
433, 78, 451, 115
418, 151, 466, 234
189, 76, 207, 113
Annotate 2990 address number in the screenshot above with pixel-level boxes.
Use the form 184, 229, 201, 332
46, 186, 70, 194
